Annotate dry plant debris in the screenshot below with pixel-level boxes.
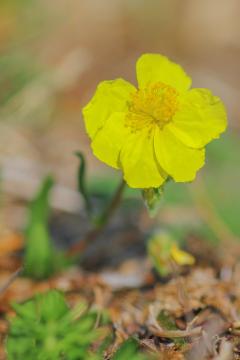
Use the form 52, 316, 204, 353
1, 245, 240, 359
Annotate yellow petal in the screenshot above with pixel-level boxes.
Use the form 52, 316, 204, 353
82, 79, 136, 139
169, 88, 227, 148
136, 54, 191, 92
120, 129, 167, 188
154, 127, 205, 182
170, 243, 195, 266
91, 112, 131, 169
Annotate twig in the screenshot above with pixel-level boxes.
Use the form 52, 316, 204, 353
229, 327, 240, 336
232, 321, 240, 329
0, 267, 23, 296
148, 305, 202, 339
149, 324, 202, 338
140, 339, 158, 353
213, 340, 233, 360
202, 329, 214, 354
170, 260, 196, 326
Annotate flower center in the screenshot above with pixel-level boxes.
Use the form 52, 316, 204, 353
125, 82, 179, 133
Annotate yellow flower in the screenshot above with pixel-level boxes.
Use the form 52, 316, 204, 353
83, 54, 227, 189
147, 232, 195, 276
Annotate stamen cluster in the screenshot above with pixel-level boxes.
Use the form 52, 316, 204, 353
126, 82, 179, 133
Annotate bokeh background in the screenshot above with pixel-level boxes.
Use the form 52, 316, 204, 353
0, 0, 239, 243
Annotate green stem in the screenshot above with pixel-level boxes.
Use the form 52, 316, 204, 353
95, 178, 126, 228
67, 178, 126, 256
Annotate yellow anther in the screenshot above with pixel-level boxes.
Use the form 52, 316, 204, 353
125, 82, 179, 133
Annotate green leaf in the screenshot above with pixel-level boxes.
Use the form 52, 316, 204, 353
112, 338, 147, 360
11, 301, 36, 323
142, 187, 164, 217
36, 290, 69, 322
24, 176, 55, 279
76, 151, 92, 217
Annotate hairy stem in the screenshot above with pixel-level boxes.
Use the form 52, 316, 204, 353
67, 179, 126, 256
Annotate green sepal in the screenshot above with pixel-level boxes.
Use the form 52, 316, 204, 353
142, 186, 164, 217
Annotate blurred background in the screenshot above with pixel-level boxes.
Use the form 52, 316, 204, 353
0, 0, 240, 245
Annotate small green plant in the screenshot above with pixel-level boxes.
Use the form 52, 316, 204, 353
24, 176, 55, 279
147, 231, 195, 276
6, 290, 107, 360
23, 176, 72, 279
